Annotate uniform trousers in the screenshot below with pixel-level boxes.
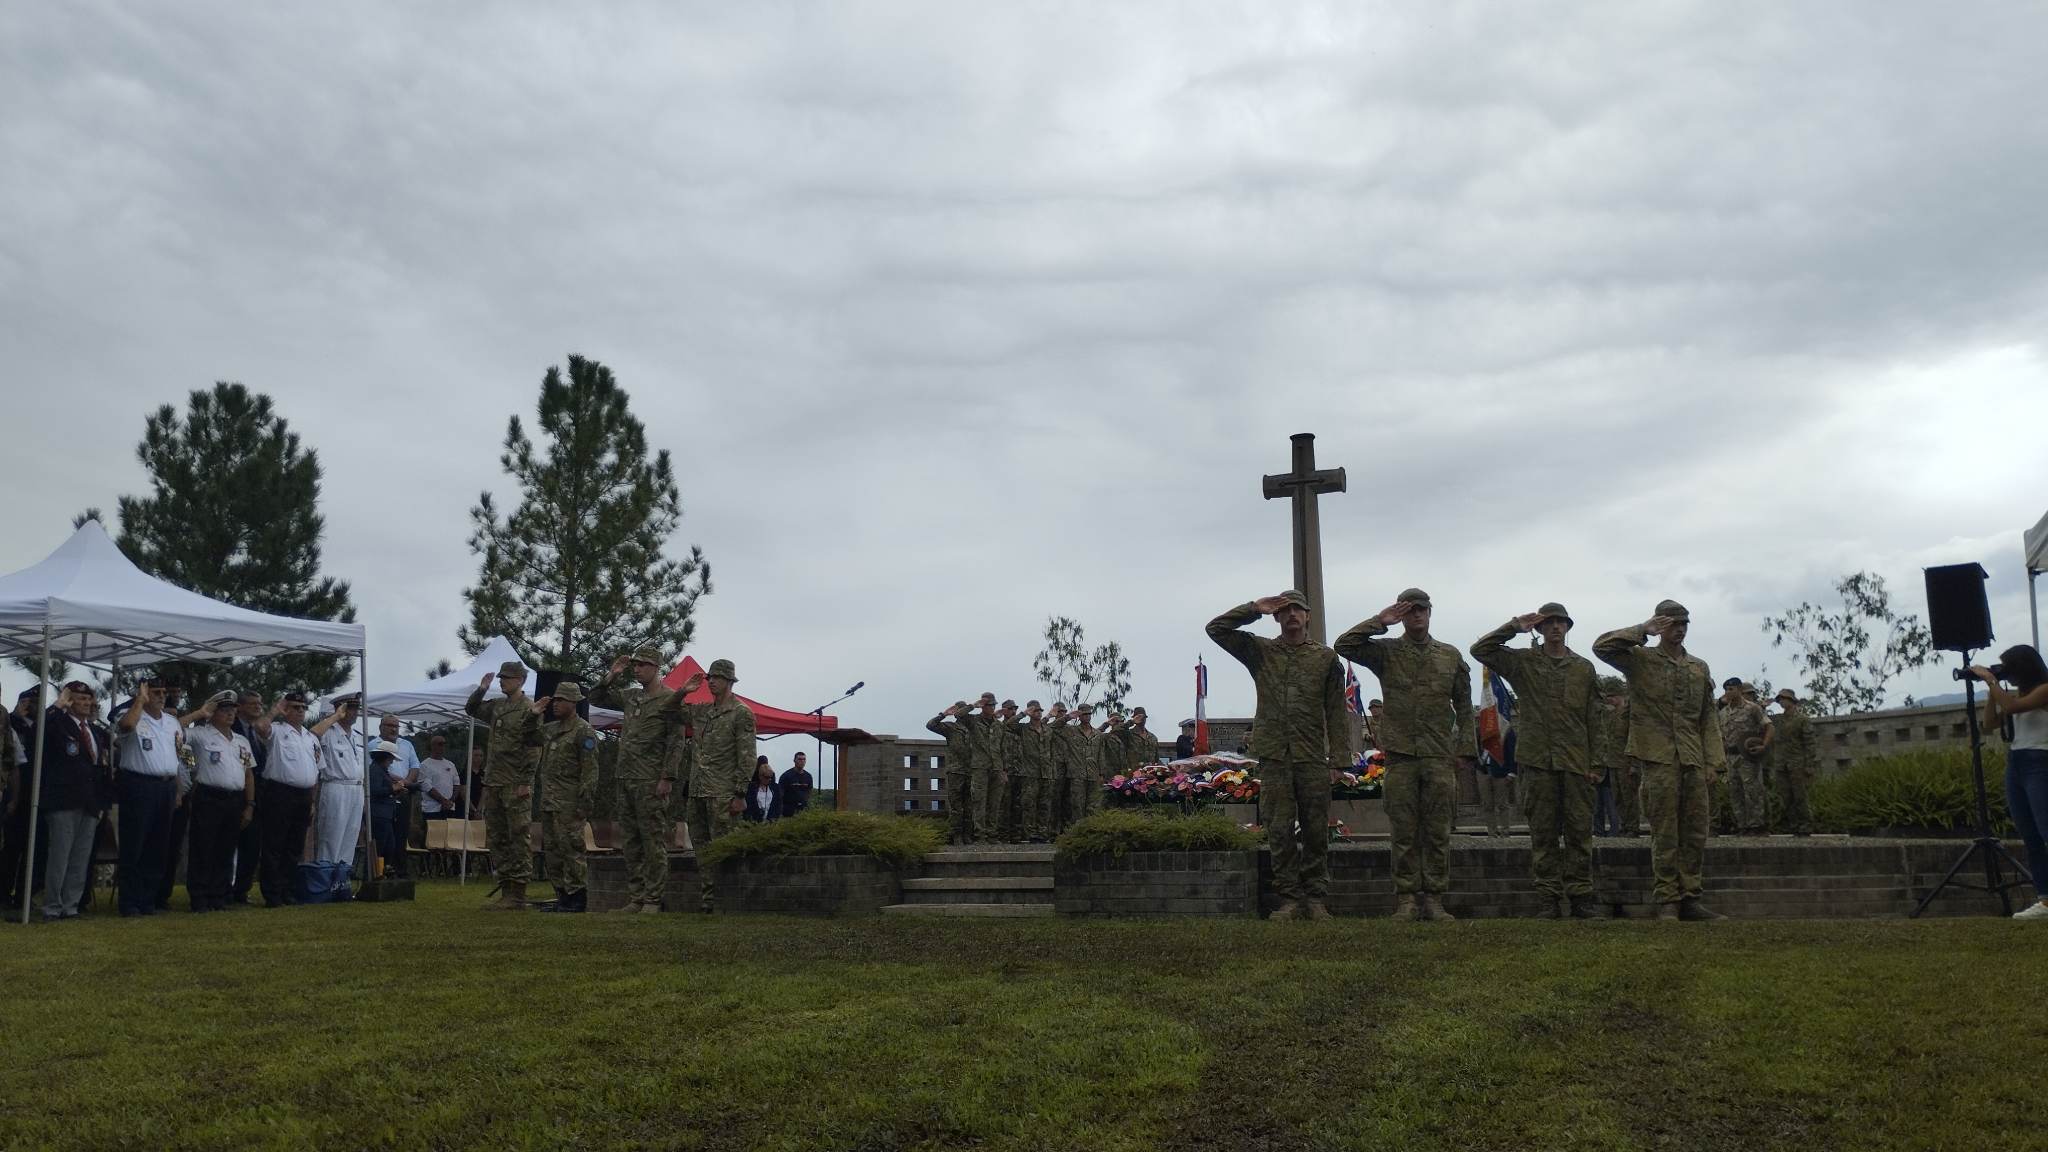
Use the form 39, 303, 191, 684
155, 798, 191, 909
1778, 762, 1814, 835
256, 780, 314, 906
542, 806, 587, 894
616, 778, 668, 906
1523, 768, 1595, 899
229, 814, 261, 902
369, 798, 402, 876
1042, 771, 1062, 836
1065, 774, 1100, 828
314, 779, 364, 864
945, 770, 974, 844
1012, 774, 1044, 841
685, 795, 735, 910
1612, 762, 1643, 834
1260, 760, 1331, 901
186, 784, 245, 911
479, 784, 530, 884
116, 771, 174, 916
1385, 755, 1457, 895
41, 809, 98, 919
1478, 770, 1515, 837
1729, 752, 1767, 832
1641, 759, 1710, 904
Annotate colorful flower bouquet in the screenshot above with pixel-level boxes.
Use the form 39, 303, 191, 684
1331, 751, 1386, 799
1103, 754, 1260, 808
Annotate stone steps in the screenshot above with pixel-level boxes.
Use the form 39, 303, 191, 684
882, 902, 1055, 918
885, 849, 1058, 916
900, 877, 1055, 905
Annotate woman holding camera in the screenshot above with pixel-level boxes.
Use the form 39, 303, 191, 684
1974, 645, 2048, 921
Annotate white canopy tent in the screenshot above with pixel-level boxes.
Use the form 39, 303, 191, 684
0, 522, 368, 922
2026, 510, 2048, 650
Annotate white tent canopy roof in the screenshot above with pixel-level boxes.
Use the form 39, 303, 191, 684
0, 521, 363, 665
2026, 510, 2048, 572
363, 636, 622, 727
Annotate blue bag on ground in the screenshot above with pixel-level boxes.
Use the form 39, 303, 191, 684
293, 860, 355, 904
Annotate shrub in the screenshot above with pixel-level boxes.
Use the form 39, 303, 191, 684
697, 809, 945, 869
1055, 809, 1262, 860
1811, 747, 2011, 835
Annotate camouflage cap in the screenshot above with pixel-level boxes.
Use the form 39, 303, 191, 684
1536, 601, 1573, 628
1131, 706, 1147, 718
552, 681, 585, 703
1274, 590, 1311, 611
1598, 676, 1626, 695
1654, 599, 1690, 622
497, 661, 527, 679
1001, 699, 1017, 709
706, 658, 737, 683
1398, 588, 1433, 608
628, 647, 664, 666
953, 700, 970, 712
1076, 703, 1095, 713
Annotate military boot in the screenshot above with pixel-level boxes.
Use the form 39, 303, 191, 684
637, 900, 664, 914
1568, 896, 1605, 920
1654, 902, 1681, 920
1303, 901, 1333, 922
1418, 895, 1456, 922
1536, 898, 1564, 920
554, 889, 586, 914
1392, 895, 1418, 920
1677, 897, 1725, 921
487, 882, 526, 911
1269, 899, 1302, 922
608, 899, 643, 914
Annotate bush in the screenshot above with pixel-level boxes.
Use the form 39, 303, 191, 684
1811, 748, 2011, 835
1055, 809, 1262, 860
697, 809, 945, 869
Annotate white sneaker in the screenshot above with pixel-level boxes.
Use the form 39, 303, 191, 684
2013, 902, 2048, 921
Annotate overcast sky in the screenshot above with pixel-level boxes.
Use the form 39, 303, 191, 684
5, 3, 2048, 774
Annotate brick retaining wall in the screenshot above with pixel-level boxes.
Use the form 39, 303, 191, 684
1054, 850, 1258, 917
587, 853, 899, 915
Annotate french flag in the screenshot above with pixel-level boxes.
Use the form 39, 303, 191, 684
1194, 658, 1210, 755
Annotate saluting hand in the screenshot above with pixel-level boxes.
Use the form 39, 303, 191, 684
532, 697, 551, 715
479, 672, 495, 691
1512, 613, 1543, 633
1252, 594, 1293, 615
1644, 616, 1674, 637
1377, 603, 1411, 626
682, 674, 705, 694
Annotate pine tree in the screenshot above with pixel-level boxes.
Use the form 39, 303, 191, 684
459, 355, 711, 688
111, 383, 357, 700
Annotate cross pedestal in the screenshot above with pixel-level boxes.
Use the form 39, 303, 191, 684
1261, 432, 1346, 644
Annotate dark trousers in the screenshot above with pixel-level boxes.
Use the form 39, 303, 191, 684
370, 800, 402, 876
230, 815, 261, 902
186, 785, 244, 911
257, 779, 315, 907
0, 793, 42, 905
155, 799, 191, 908
116, 772, 175, 915
2007, 749, 2048, 900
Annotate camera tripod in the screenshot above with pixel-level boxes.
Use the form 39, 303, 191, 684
1910, 651, 2033, 918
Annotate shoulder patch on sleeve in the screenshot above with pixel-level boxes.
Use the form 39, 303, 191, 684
582, 737, 596, 751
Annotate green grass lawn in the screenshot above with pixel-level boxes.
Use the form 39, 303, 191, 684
1, 882, 2041, 1151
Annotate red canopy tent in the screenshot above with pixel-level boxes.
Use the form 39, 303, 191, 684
661, 655, 840, 735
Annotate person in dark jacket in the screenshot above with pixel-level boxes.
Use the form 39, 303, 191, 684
3, 688, 41, 909
777, 752, 814, 818
40, 683, 110, 920
742, 758, 781, 824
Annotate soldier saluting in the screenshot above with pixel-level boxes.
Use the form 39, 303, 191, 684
594, 648, 681, 914
464, 661, 545, 911
1208, 590, 1348, 922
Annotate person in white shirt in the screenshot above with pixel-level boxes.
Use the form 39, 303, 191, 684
310, 694, 365, 865
115, 677, 185, 917
182, 692, 256, 912
258, 692, 322, 906
417, 735, 459, 821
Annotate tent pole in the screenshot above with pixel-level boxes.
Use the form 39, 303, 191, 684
19, 615, 52, 925
2031, 567, 2040, 652
461, 720, 475, 884
358, 648, 371, 883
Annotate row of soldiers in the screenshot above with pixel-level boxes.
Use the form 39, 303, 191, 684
1210, 588, 1822, 923
925, 695, 1161, 845
461, 648, 756, 913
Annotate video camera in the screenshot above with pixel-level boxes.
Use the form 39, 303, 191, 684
1953, 664, 2007, 683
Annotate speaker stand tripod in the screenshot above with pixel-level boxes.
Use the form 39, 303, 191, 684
1910, 652, 2032, 918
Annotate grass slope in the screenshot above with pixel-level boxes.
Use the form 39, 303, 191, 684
0, 883, 2040, 1151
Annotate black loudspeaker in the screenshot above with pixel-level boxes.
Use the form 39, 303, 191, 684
1925, 563, 1993, 653
532, 669, 589, 720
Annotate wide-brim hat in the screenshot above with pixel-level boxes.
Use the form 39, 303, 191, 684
370, 740, 399, 759
1536, 602, 1573, 628
707, 659, 738, 682
552, 681, 585, 703
1775, 688, 1799, 703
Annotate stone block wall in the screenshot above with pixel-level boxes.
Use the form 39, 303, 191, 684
1054, 850, 1259, 917
587, 852, 900, 915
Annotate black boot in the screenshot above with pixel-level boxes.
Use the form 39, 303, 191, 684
556, 888, 586, 913
1536, 899, 1564, 920
1677, 897, 1725, 921
1568, 896, 1605, 920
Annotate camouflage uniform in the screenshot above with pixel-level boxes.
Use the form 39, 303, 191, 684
1718, 693, 1770, 833
1007, 714, 1053, 843
1336, 598, 1475, 901
1125, 720, 1158, 775
925, 707, 978, 845
1059, 721, 1104, 826
1594, 683, 1640, 836
1594, 606, 1726, 907
538, 699, 600, 901
994, 711, 1021, 841
464, 669, 544, 893
1769, 699, 1820, 835
592, 656, 680, 910
1471, 611, 1601, 907
675, 660, 757, 912
1209, 599, 1348, 904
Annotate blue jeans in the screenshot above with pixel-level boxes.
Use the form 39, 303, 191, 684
2007, 749, 2048, 900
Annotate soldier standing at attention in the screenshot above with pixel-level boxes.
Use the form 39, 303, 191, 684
464, 662, 544, 910
1770, 689, 1820, 837
1043, 702, 1070, 836
1595, 677, 1640, 837
996, 700, 1022, 841
673, 660, 757, 912
1008, 701, 1053, 843
1062, 704, 1105, 826
1337, 589, 1476, 922
594, 648, 680, 914
926, 701, 978, 845
1209, 590, 1347, 921
1595, 602, 1727, 920
1471, 603, 1604, 919
1718, 678, 1771, 835
537, 683, 600, 913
